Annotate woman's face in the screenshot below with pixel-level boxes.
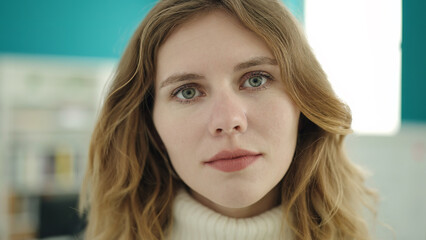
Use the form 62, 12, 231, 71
153, 10, 300, 218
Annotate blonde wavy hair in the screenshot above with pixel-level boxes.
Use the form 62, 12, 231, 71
79, 0, 377, 239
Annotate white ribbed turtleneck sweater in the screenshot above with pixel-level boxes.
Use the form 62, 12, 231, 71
169, 189, 292, 240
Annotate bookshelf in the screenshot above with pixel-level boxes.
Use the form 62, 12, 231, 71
0, 55, 115, 239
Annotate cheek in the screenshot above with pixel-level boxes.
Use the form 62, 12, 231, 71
253, 97, 300, 157
273, 105, 299, 137
255, 96, 300, 136
153, 106, 204, 158
154, 114, 182, 149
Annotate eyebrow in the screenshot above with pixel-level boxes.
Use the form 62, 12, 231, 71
233, 56, 277, 72
159, 56, 278, 89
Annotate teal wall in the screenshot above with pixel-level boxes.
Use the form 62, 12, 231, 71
0, 0, 303, 58
0, 0, 157, 58
0, 0, 424, 122
402, 0, 426, 122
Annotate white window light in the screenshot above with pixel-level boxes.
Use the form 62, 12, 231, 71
304, 0, 401, 135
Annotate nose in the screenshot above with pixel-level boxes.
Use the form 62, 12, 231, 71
208, 91, 248, 136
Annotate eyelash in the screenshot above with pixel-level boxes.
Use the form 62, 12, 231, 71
170, 71, 274, 104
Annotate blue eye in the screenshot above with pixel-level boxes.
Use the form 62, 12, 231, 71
175, 87, 201, 100
241, 72, 271, 88
244, 76, 265, 87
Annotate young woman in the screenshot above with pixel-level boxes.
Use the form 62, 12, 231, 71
79, 0, 377, 239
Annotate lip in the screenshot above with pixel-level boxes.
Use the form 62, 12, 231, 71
204, 149, 262, 172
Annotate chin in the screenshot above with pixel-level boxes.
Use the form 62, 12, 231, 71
212, 188, 267, 208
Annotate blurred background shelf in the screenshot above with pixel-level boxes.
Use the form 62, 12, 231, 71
0, 55, 115, 240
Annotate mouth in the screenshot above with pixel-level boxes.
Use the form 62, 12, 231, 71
204, 149, 262, 172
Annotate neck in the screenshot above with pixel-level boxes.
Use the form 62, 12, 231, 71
189, 184, 281, 218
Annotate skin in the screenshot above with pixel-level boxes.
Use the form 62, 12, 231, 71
153, 10, 300, 218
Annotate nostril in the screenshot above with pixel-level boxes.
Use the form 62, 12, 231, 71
214, 125, 242, 135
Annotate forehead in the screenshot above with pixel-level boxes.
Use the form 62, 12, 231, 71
161, 10, 250, 46
155, 9, 274, 81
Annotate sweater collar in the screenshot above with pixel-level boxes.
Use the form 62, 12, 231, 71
170, 188, 291, 240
